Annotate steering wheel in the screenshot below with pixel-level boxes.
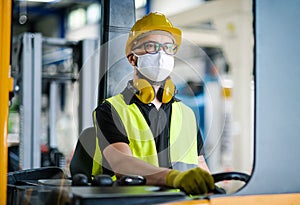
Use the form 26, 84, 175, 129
211, 172, 250, 194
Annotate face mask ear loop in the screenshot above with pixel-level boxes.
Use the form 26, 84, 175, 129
131, 51, 140, 67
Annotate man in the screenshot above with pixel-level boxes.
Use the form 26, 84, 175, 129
93, 12, 214, 195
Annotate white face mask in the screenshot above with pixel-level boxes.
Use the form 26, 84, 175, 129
134, 50, 174, 82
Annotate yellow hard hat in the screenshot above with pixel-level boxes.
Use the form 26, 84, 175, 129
125, 12, 182, 56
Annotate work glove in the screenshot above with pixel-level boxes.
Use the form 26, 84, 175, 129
166, 167, 214, 195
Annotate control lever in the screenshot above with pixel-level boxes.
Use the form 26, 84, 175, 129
92, 174, 113, 186
71, 173, 146, 187
72, 173, 89, 186
117, 175, 146, 186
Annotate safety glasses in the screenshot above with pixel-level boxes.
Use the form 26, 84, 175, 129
132, 41, 178, 55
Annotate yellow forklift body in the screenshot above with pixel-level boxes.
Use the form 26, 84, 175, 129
0, 0, 13, 205
161, 193, 300, 205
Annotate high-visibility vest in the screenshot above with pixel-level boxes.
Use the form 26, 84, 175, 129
92, 94, 198, 176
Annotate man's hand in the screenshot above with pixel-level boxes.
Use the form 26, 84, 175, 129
166, 167, 214, 195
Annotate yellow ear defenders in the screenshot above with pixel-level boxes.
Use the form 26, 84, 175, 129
156, 79, 176, 103
128, 78, 176, 104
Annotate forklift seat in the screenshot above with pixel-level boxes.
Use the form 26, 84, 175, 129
70, 127, 97, 180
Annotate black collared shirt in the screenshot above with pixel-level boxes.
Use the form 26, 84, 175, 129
94, 86, 204, 173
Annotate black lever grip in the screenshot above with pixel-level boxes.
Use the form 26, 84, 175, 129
117, 175, 146, 186
92, 174, 113, 186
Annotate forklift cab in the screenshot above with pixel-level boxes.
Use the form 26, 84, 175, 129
2, 0, 300, 204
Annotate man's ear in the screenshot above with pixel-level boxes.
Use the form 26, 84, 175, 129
127, 54, 137, 66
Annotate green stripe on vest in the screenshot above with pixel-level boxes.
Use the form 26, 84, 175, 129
107, 94, 159, 167
170, 101, 198, 167
92, 111, 103, 176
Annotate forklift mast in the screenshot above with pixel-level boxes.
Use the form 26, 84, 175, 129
98, 0, 135, 103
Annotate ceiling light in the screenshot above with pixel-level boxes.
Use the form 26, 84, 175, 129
24, 0, 58, 2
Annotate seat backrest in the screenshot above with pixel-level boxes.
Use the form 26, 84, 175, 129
70, 127, 96, 180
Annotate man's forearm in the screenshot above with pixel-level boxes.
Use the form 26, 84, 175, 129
113, 154, 170, 185
103, 142, 170, 186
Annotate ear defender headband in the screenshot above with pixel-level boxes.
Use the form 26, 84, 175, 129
128, 78, 176, 104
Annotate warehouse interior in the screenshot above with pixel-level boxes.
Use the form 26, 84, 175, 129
3, 0, 300, 204
8, 0, 253, 195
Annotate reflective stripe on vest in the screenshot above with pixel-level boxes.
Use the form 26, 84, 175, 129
92, 111, 103, 176
107, 94, 198, 171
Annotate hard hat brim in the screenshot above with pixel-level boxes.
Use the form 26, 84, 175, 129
126, 26, 182, 56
